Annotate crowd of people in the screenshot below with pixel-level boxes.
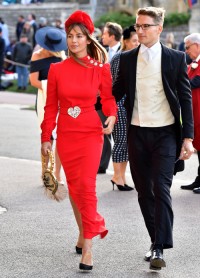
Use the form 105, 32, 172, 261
2, 0, 44, 5
0, 6, 200, 274
0, 14, 65, 90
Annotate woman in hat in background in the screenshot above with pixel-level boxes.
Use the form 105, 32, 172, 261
41, 10, 117, 271
29, 26, 67, 183
110, 26, 139, 191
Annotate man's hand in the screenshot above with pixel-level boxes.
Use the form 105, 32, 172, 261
179, 138, 194, 160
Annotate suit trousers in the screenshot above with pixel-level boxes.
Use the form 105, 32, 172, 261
128, 124, 176, 249
97, 110, 111, 171
197, 151, 200, 177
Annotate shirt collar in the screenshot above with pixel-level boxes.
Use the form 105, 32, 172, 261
109, 42, 121, 53
140, 41, 161, 55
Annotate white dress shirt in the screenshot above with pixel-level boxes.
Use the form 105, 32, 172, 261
108, 42, 121, 62
140, 41, 161, 62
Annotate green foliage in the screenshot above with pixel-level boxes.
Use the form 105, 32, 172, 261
95, 11, 190, 29
164, 13, 191, 27
95, 12, 136, 28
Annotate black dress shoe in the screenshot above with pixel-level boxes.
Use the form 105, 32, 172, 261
97, 168, 106, 174
193, 187, 200, 194
144, 243, 153, 261
150, 249, 166, 270
181, 176, 200, 190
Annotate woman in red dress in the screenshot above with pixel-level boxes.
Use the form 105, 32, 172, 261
41, 10, 117, 271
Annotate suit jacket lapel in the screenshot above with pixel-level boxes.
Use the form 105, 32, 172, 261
161, 43, 173, 92
128, 46, 140, 109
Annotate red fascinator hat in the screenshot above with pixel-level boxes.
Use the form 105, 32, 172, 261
65, 10, 94, 35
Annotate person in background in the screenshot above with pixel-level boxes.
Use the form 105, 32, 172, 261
41, 10, 117, 271
16, 15, 25, 41
38, 17, 47, 29
93, 27, 102, 42
95, 21, 122, 174
110, 25, 139, 191
0, 18, 10, 47
2, 0, 16, 5
0, 27, 6, 90
27, 13, 38, 47
165, 32, 177, 49
55, 19, 63, 29
21, 0, 31, 4
29, 26, 67, 184
12, 34, 32, 91
102, 21, 122, 62
4, 39, 16, 72
181, 33, 200, 194
178, 38, 192, 65
21, 21, 34, 45
113, 6, 194, 270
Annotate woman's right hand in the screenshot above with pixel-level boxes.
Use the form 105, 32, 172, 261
41, 141, 52, 156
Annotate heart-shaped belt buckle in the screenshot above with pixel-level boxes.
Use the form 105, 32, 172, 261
67, 106, 81, 118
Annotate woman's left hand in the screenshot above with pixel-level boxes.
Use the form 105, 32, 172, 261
103, 116, 116, 135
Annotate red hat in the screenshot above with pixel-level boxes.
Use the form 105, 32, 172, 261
65, 10, 94, 35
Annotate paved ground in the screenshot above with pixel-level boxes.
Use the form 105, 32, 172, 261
0, 90, 200, 278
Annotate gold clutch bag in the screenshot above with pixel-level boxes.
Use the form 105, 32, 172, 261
41, 150, 67, 202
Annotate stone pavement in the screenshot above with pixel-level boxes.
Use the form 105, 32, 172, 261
0, 90, 200, 278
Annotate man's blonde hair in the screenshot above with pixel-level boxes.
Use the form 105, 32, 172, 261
136, 7, 165, 26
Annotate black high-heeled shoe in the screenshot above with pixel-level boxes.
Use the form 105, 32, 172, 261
79, 250, 93, 271
111, 180, 134, 191
125, 184, 134, 190
76, 246, 82, 254
79, 263, 93, 271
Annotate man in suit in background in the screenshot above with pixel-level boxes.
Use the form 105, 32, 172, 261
16, 15, 25, 41
0, 27, 5, 90
113, 6, 194, 270
181, 33, 200, 193
27, 13, 38, 48
95, 22, 122, 174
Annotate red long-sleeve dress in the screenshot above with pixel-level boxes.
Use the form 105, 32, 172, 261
41, 55, 117, 239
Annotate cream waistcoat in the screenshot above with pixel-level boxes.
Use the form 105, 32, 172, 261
131, 51, 175, 127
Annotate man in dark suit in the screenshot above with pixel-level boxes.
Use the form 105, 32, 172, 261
27, 13, 38, 48
113, 6, 194, 270
16, 15, 25, 41
0, 27, 5, 90
95, 22, 122, 174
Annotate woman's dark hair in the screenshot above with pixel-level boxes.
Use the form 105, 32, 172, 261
67, 23, 108, 66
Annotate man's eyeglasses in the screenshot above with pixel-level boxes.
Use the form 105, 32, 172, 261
133, 24, 159, 31
185, 43, 196, 50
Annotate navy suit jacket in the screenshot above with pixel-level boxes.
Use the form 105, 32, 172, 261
112, 43, 194, 173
